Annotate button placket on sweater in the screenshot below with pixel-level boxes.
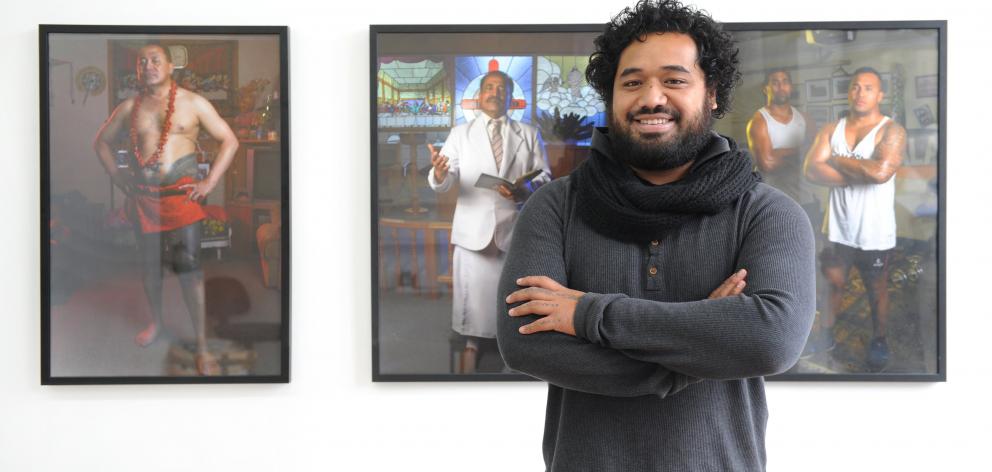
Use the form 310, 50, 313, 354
646, 239, 662, 291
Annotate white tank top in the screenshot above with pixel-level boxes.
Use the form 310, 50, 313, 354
758, 106, 805, 149
756, 107, 812, 204
827, 116, 896, 250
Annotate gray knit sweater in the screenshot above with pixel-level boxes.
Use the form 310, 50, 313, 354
496, 136, 816, 471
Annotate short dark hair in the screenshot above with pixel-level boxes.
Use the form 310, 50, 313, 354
481, 70, 514, 96
764, 68, 792, 86
852, 66, 883, 85
140, 42, 173, 63
586, 0, 741, 119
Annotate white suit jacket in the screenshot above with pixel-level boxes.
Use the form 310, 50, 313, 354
428, 116, 551, 252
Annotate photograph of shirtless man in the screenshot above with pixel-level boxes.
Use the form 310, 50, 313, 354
93, 43, 240, 375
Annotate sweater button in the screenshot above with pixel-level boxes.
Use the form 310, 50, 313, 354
648, 266, 658, 276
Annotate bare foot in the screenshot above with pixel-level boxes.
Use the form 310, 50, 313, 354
196, 351, 221, 376
135, 323, 160, 347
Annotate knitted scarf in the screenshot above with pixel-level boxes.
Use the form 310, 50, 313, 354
571, 129, 762, 242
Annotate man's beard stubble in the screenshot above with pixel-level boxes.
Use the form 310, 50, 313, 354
608, 104, 714, 172
771, 92, 790, 106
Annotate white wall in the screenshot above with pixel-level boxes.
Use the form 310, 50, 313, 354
2, 0, 988, 470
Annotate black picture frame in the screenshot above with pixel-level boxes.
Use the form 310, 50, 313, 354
370, 21, 946, 382
831, 75, 852, 100
916, 74, 938, 98
805, 104, 832, 129
805, 78, 832, 103
832, 103, 850, 121
41, 25, 291, 385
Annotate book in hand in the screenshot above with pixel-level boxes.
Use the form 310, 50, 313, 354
473, 168, 544, 192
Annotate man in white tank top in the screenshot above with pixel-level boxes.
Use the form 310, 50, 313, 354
803, 67, 906, 371
746, 69, 818, 216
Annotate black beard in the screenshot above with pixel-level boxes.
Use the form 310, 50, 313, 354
607, 104, 713, 172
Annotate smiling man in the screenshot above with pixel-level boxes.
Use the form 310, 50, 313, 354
428, 70, 551, 373
496, 1, 815, 470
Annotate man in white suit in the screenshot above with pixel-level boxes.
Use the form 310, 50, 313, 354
428, 70, 551, 373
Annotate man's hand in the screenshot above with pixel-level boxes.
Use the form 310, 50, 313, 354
506, 276, 584, 336
428, 143, 449, 183
497, 184, 515, 200
180, 178, 218, 201
708, 269, 747, 299
109, 171, 134, 195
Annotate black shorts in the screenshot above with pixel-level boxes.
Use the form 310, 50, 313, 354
820, 242, 892, 282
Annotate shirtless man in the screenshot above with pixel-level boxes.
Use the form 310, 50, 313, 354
94, 43, 239, 375
804, 67, 906, 370
746, 69, 818, 216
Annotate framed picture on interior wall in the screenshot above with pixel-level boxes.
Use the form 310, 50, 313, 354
831, 75, 852, 100
41, 25, 290, 385
879, 72, 892, 94
806, 105, 832, 129
916, 74, 938, 98
805, 78, 831, 102
730, 21, 945, 381
371, 24, 607, 382
832, 103, 849, 121
906, 129, 938, 166
913, 104, 936, 127
371, 21, 946, 383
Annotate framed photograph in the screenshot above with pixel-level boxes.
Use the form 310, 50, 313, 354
805, 105, 832, 129
916, 74, 938, 98
371, 21, 946, 382
879, 72, 892, 95
906, 129, 939, 166
913, 104, 936, 127
805, 78, 831, 102
41, 25, 290, 384
831, 75, 852, 100
728, 22, 945, 381
831, 103, 849, 121
371, 25, 606, 381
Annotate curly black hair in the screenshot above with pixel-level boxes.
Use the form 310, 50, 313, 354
586, 0, 741, 119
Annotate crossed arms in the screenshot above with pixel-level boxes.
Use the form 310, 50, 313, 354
746, 110, 816, 173
803, 120, 906, 187
496, 182, 816, 398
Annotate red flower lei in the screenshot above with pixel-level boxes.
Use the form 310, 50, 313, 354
130, 81, 178, 169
